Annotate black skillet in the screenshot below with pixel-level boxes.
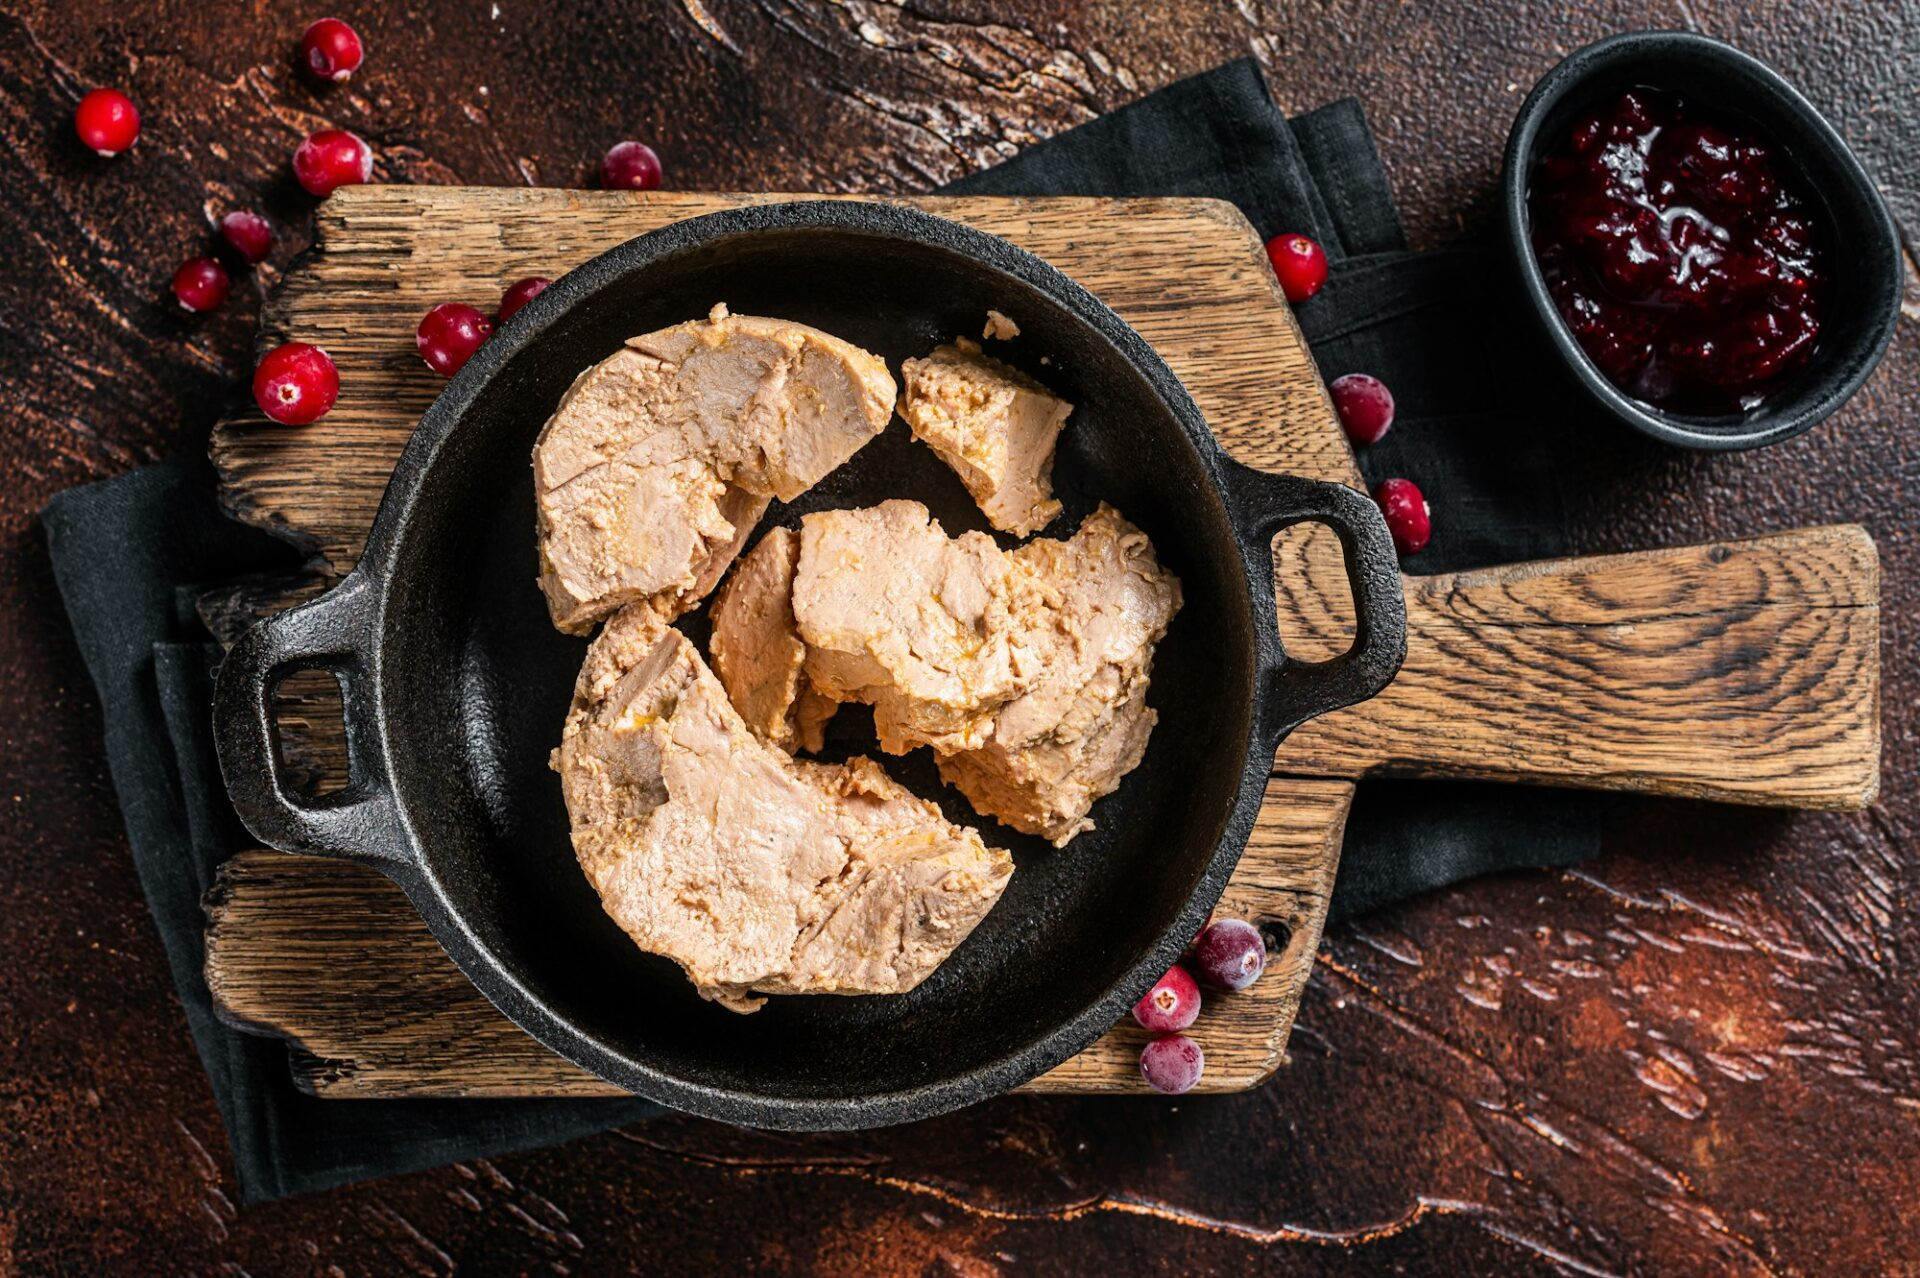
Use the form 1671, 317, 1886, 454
213, 201, 1405, 1128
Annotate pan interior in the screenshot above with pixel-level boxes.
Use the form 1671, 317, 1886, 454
379, 220, 1260, 1104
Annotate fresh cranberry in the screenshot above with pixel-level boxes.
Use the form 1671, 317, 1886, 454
1329, 373, 1395, 446
1132, 963, 1201, 1034
170, 257, 230, 312
1531, 90, 1825, 412
74, 88, 140, 156
1139, 1034, 1205, 1095
1373, 478, 1430, 556
600, 141, 662, 191
293, 128, 373, 197
1265, 233, 1328, 303
218, 210, 274, 264
498, 276, 552, 322
300, 17, 365, 82
1192, 918, 1267, 992
417, 302, 492, 376
253, 342, 339, 425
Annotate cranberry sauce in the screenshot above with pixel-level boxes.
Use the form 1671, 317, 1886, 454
1530, 90, 1826, 414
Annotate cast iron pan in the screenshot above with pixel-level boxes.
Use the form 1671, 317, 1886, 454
214, 201, 1405, 1129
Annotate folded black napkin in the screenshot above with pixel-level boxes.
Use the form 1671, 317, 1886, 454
44, 57, 1615, 1201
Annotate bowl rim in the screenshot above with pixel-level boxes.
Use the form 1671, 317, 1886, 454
1500, 28, 1902, 451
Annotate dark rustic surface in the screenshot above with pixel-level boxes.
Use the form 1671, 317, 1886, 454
1, 1, 1914, 1273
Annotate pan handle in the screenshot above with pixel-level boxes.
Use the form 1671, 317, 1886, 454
1222, 459, 1407, 741
212, 573, 413, 871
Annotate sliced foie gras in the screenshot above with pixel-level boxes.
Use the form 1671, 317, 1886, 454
533, 307, 896, 632
791, 500, 1039, 755
556, 605, 1012, 1013
900, 342, 1070, 537
709, 525, 837, 754
938, 505, 1183, 845
777, 500, 1181, 844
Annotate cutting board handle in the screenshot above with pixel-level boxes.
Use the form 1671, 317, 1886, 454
1275, 523, 1880, 809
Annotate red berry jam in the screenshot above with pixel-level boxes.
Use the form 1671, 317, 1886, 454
1530, 90, 1825, 414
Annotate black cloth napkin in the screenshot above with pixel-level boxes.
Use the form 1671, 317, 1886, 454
43, 57, 1613, 1201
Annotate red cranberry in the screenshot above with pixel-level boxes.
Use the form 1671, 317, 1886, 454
253, 342, 339, 425
417, 302, 493, 376
600, 141, 663, 191
498, 276, 552, 322
74, 88, 140, 156
1139, 1034, 1205, 1095
1132, 963, 1201, 1034
1329, 373, 1395, 446
171, 257, 230, 312
1193, 919, 1267, 991
1373, 478, 1431, 556
1265, 233, 1328, 303
293, 128, 373, 197
218, 210, 274, 264
300, 17, 365, 82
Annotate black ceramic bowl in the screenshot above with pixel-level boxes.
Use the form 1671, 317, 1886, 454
1502, 30, 1902, 450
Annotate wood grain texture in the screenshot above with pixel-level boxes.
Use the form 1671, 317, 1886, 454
1282, 525, 1882, 807
203, 779, 1350, 1099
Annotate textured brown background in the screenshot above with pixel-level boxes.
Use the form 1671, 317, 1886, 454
1, 1, 1915, 1274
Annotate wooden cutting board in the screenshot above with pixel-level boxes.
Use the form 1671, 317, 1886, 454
201, 187, 1880, 1099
